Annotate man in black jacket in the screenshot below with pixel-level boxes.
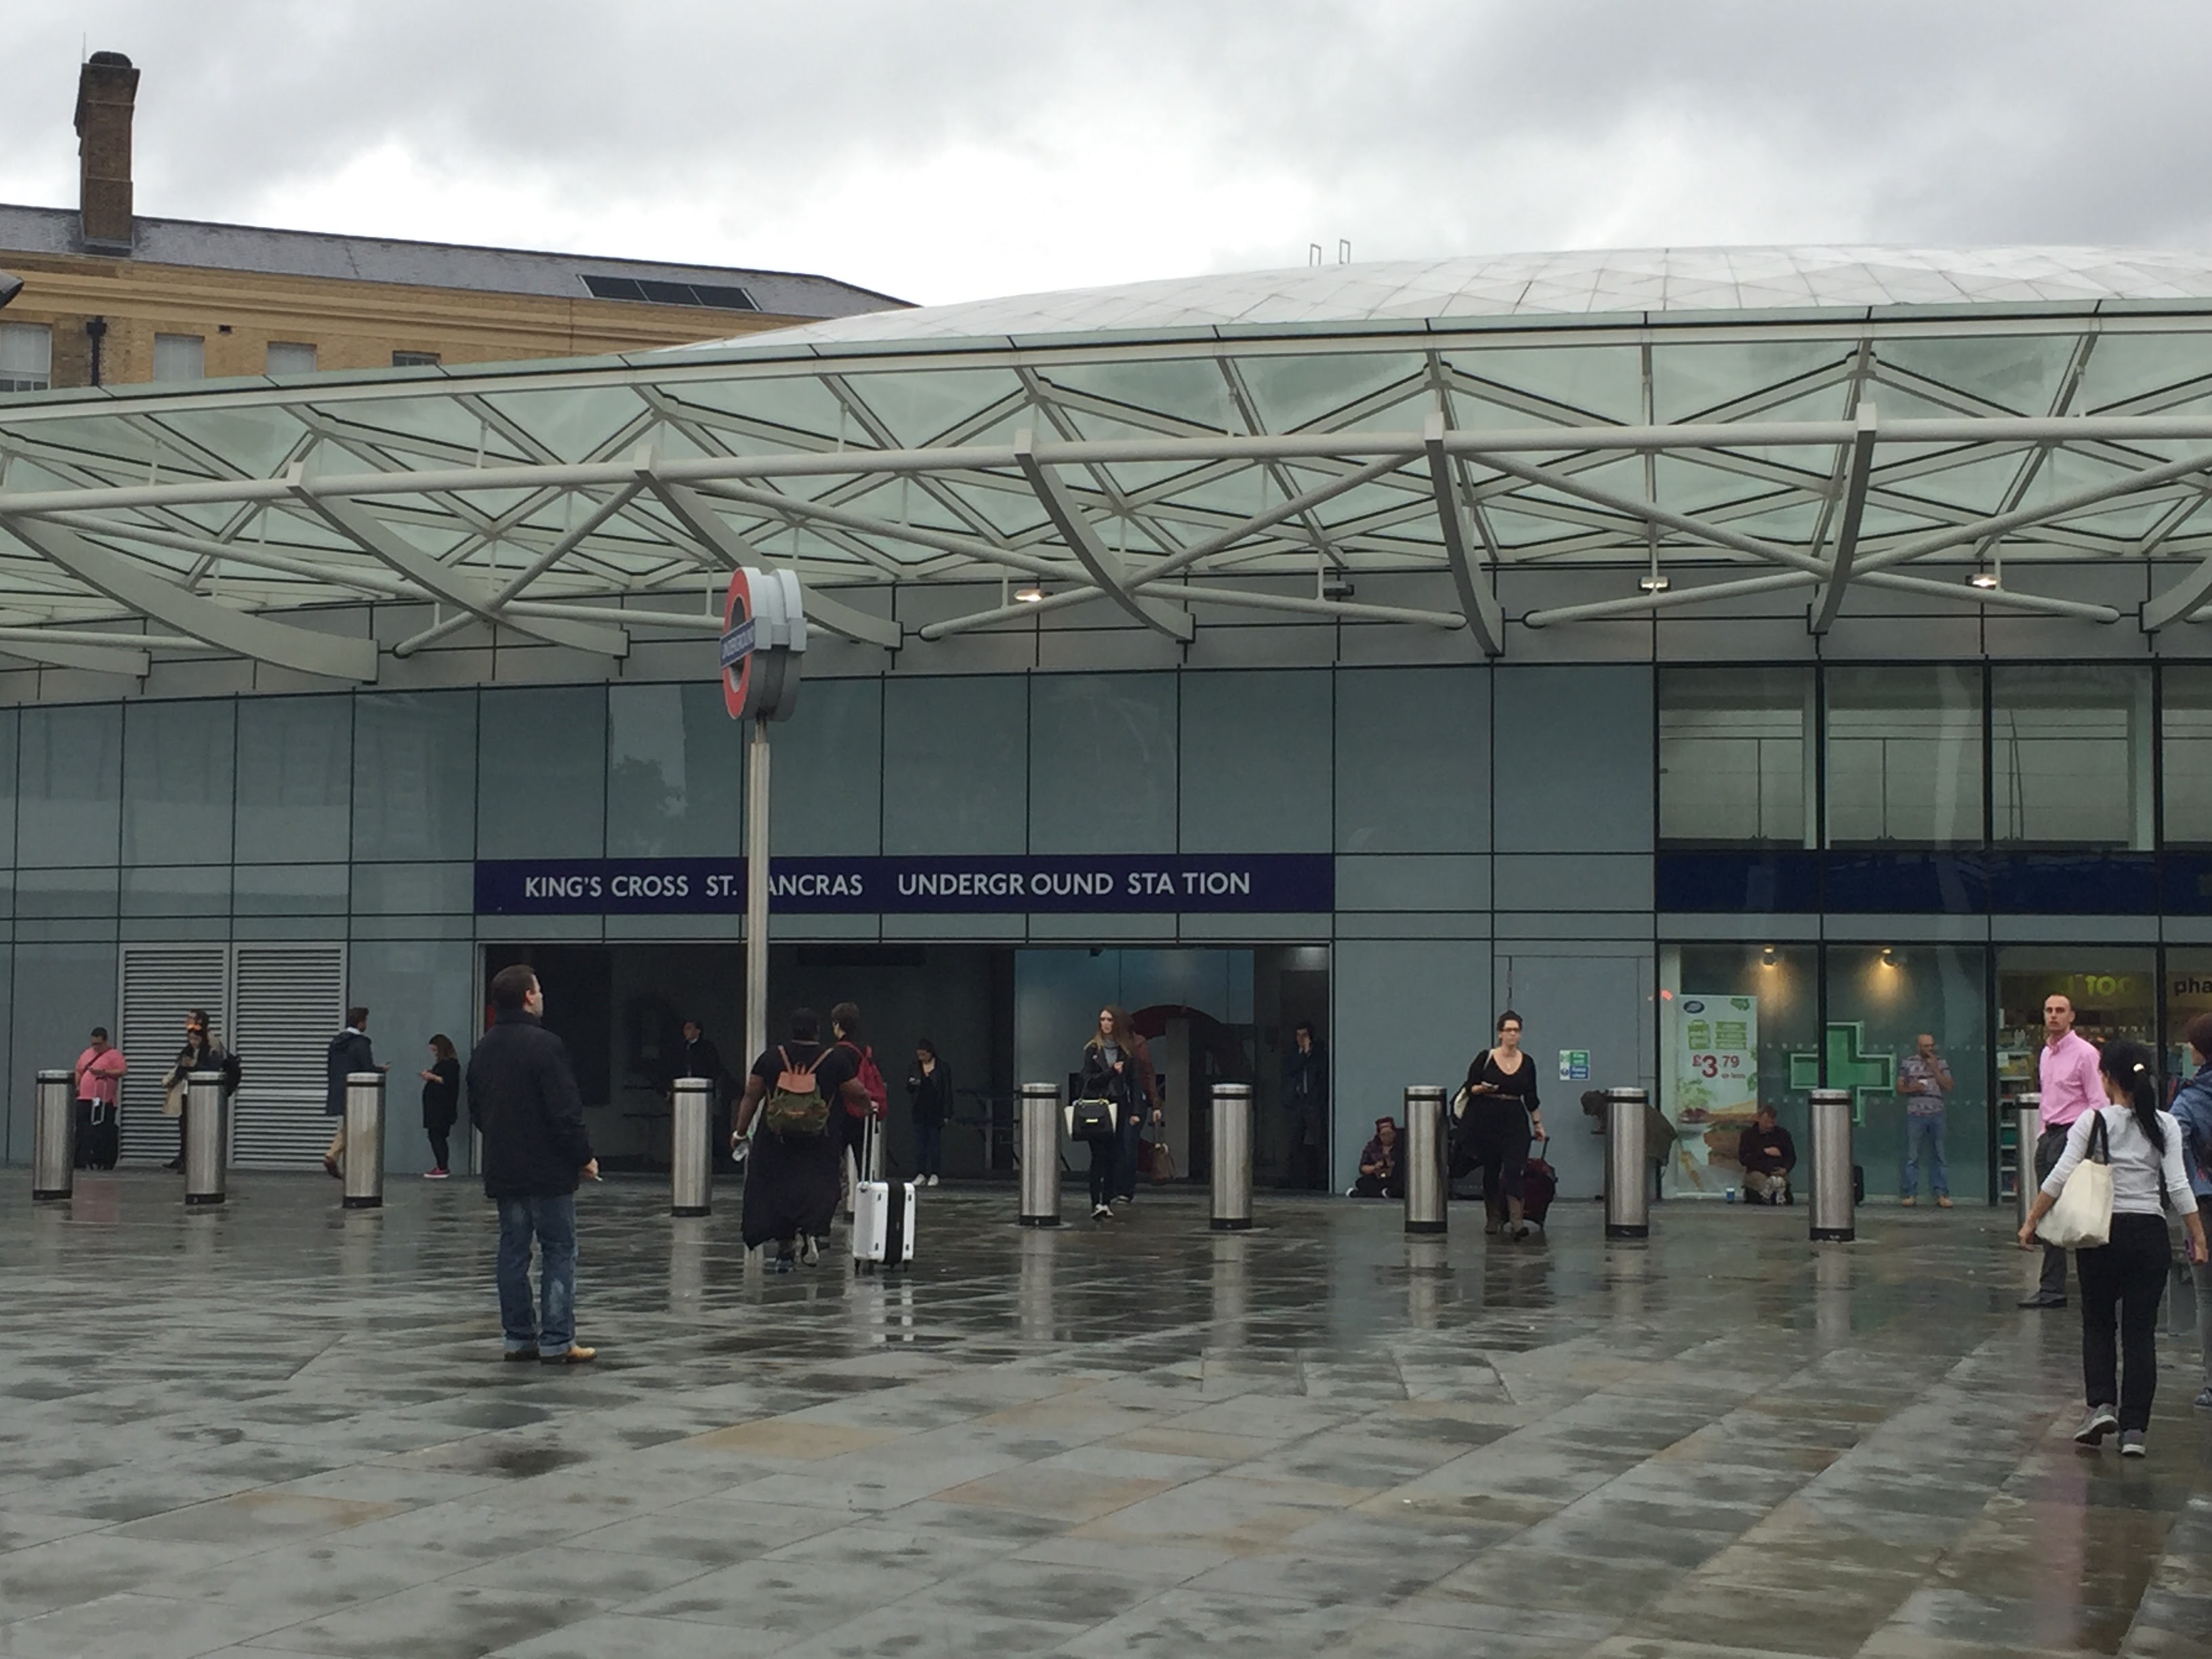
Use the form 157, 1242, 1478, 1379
323, 1008, 382, 1178
470, 964, 600, 1364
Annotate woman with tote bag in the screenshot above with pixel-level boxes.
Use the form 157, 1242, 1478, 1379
2019, 1039, 2208, 1457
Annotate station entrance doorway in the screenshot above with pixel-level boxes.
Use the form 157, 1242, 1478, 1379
477, 940, 1330, 1185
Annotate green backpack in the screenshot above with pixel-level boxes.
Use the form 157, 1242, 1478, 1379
762, 1045, 830, 1136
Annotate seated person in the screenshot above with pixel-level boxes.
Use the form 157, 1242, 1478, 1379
1737, 1105, 1797, 1204
1351, 1116, 1402, 1198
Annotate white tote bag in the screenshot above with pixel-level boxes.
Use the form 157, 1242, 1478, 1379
2038, 1111, 2114, 1250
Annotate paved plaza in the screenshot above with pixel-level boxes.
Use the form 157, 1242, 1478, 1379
3, 1174, 2209, 1658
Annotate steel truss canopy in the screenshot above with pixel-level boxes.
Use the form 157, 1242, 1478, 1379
17, 245, 2212, 677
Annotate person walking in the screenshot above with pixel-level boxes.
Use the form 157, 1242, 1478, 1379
1078, 1006, 1161, 1218
1284, 1021, 1328, 1191
2019, 1038, 2208, 1457
2021, 992, 2104, 1309
1897, 1032, 1954, 1207
1105, 1008, 1164, 1208
827, 1003, 887, 1209
418, 1034, 462, 1179
72, 1026, 126, 1170
905, 1038, 951, 1187
1457, 1010, 1544, 1237
159, 1009, 227, 1172
323, 1006, 383, 1179
2167, 1012, 2212, 1412
470, 964, 600, 1363
734, 1008, 866, 1272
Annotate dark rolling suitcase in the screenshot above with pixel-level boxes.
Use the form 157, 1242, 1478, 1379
1521, 1136, 1559, 1228
82, 1102, 120, 1170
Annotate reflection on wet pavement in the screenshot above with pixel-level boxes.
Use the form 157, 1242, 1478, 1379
3, 1174, 2207, 1656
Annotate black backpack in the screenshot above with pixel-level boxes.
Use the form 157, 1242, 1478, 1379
220, 1049, 243, 1097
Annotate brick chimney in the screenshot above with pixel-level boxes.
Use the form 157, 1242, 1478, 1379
75, 50, 140, 253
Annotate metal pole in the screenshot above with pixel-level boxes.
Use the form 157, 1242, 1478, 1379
342, 1072, 386, 1210
2014, 1093, 2042, 1231
1403, 1085, 1447, 1235
1604, 1086, 1650, 1239
184, 1069, 227, 1207
32, 1069, 72, 1200
1018, 1082, 1061, 1227
1807, 1088, 1855, 1242
671, 1076, 714, 1218
1210, 1082, 1254, 1232
745, 715, 771, 1088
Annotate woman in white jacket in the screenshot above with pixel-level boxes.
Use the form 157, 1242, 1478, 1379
2020, 1038, 2208, 1458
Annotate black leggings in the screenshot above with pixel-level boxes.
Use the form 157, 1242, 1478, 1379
1460, 1110, 1531, 1204
1086, 1136, 1116, 1207
427, 1128, 451, 1170
2077, 1213, 2170, 1432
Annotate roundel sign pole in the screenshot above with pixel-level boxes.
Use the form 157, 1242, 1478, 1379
723, 568, 806, 1079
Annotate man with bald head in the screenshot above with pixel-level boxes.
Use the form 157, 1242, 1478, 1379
2021, 992, 2102, 1310
1897, 1032, 1954, 1208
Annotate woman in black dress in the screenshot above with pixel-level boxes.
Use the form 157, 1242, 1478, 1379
1458, 1010, 1545, 1238
418, 1034, 461, 1178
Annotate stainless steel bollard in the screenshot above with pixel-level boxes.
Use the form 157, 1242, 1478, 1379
33, 1069, 73, 1200
1403, 1084, 1447, 1235
1808, 1088, 1854, 1241
1603, 1086, 1651, 1239
1019, 1082, 1062, 1227
342, 1071, 386, 1210
1210, 1082, 1254, 1232
2014, 1094, 2042, 1231
671, 1077, 713, 1218
184, 1069, 227, 1207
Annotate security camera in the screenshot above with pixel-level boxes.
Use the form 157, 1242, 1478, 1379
1320, 571, 1355, 600
0, 272, 23, 310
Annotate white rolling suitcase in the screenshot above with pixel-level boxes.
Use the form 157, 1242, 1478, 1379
852, 1118, 916, 1271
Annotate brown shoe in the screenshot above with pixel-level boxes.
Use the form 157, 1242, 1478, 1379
1900, 1196, 1916, 1207
539, 1345, 597, 1365
1936, 1196, 1954, 1208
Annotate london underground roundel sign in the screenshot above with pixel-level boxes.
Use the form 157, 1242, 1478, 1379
722, 566, 806, 722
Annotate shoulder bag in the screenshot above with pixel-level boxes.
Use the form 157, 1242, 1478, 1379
2039, 1111, 2114, 1250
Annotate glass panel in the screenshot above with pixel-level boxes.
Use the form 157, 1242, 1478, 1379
354, 691, 477, 861
235, 696, 351, 863
1027, 674, 1176, 855
1659, 666, 1814, 846
0, 709, 18, 867
18, 704, 121, 867
607, 681, 747, 858
1989, 665, 2149, 848
121, 699, 235, 865
7, 942, 106, 1163
2160, 666, 2212, 845
1826, 665, 1984, 846
2162, 951, 2212, 1085
1179, 671, 1330, 855
1995, 947, 2157, 1203
881, 677, 1025, 856
1336, 668, 1487, 853
121, 865, 232, 918
478, 686, 605, 859
768, 677, 882, 856
234, 863, 348, 916
1658, 942, 1818, 1195
1826, 943, 1992, 1205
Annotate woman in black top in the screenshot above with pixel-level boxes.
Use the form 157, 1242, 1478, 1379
1458, 1010, 1544, 1238
905, 1038, 951, 1187
418, 1034, 461, 1178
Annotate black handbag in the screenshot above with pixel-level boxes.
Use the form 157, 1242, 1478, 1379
1071, 1097, 1115, 1139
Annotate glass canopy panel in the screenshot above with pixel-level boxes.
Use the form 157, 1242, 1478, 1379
1040, 357, 1233, 436
478, 384, 650, 464
838, 367, 1027, 448
1441, 345, 1645, 424
2076, 331, 2212, 413
1650, 339, 1851, 424
1232, 353, 1426, 434
1875, 334, 2081, 417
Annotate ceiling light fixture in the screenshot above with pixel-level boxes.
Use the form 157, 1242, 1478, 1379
1879, 947, 1898, 968
1639, 575, 1671, 593
1015, 583, 1044, 603
1969, 570, 1999, 590
1761, 945, 1778, 967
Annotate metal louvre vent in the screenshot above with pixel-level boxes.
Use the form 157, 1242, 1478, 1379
117, 945, 227, 1167
230, 944, 345, 1170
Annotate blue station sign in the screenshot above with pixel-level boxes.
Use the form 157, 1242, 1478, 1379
474, 854, 1334, 916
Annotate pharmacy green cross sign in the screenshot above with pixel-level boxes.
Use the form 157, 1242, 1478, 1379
1788, 1023, 1896, 1124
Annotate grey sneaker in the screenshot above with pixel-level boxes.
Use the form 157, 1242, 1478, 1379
2194, 1385, 2212, 1412
2074, 1404, 2119, 1446
2120, 1431, 2147, 1458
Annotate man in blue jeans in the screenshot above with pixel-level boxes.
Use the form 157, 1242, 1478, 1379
469, 963, 600, 1364
1898, 1032, 1955, 1208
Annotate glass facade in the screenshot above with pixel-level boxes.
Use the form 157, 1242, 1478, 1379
1658, 667, 1814, 846
1826, 665, 1984, 846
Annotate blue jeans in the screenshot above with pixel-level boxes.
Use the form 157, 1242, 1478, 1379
496, 1193, 577, 1355
1902, 1113, 1948, 1199
914, 1122, 944, 1178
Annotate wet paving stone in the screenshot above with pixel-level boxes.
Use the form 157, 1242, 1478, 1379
3, 1172, 2209, 1655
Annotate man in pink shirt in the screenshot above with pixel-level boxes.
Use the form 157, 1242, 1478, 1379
73, 1026, 127, 1171
2020, 992, 2103, 1309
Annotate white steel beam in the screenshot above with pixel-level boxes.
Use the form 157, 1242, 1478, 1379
1423, 415, 1504, 655
0, 630, 151, 676
1, 516, 377, 680
1013, 432, 1192, 642
1809, 403, 1880, 634
644, 479, 902, 650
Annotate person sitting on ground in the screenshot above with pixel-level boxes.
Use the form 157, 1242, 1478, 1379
1737, 1104, 1797, 1204
1351, 1116, 1402, 1198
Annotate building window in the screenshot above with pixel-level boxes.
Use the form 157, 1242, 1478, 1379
266, 341, 317, 375
1990, 665, 2150, 848
1658, 665, 1814, 846
1826, 665, 1984, 846
0, 321, 52, 392
392, 350, 440, 367
581, 274, 758, 311
2162, 666, 2212, 845
152, 333, 205, 382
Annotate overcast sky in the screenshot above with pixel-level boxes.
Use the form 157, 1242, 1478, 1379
3, 1, 2207, 308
